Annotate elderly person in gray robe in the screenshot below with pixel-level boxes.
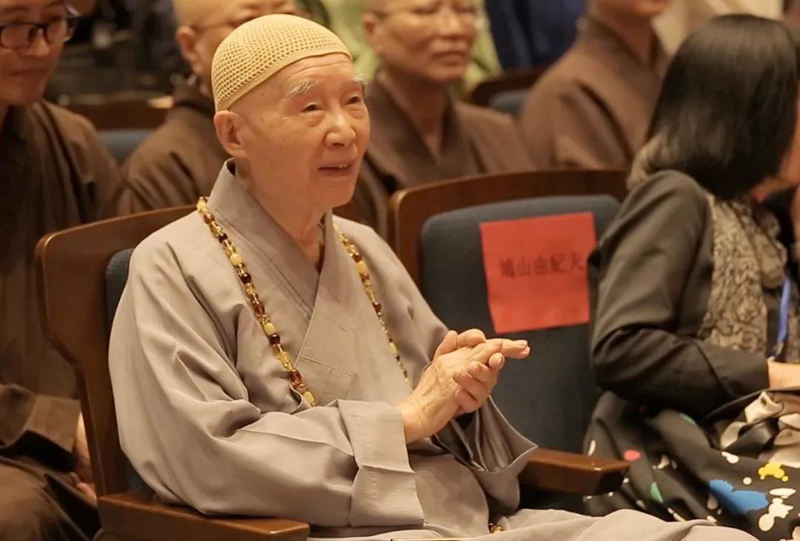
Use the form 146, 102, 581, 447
108, 14, 753, 541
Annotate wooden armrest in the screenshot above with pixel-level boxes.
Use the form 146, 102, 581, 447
519, 449, 629, 495
99, 492, 310, 541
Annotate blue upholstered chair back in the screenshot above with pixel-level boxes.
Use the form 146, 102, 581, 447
105, 248, 152, 495
420, 196, 619, 454
488, 89, 528, 116
99, 129, 151, 162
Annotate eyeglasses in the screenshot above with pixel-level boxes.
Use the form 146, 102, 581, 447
372, 1, 481, 27
0, 16, 79, 50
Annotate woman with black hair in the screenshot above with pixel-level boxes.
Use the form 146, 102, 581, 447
587, 15, 800, 539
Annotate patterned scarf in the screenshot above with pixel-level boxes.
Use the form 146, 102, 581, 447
698, 196, 800, 361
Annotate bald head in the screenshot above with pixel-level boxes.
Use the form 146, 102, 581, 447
174, 0, 303, 94
174, 0, 299, 28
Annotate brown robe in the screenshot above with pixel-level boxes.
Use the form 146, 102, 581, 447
520, 17, 669, 170
114, 78, 228, 213
0, 101, 119, 540
357, 79, 535, 237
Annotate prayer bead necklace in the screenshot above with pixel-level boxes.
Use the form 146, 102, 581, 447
196, 198, 408, 407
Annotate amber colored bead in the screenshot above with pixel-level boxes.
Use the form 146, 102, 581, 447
229, 252, 243, 266
254, 303, 266, 317
288, 369, 302, 386
277, 352, 293, 371
372, 301, 382, 313
239, 272, 252, 284
352, 252, 363, 262
202, 213, 213, 224
268, 334, 281, 346
218, 232, 228, 242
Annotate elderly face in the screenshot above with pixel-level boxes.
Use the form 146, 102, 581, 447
217, 54, 370, 212
364, 0, 478, 85
594, 0, 670, 20
0, 0, 71, 106
178, 0, 300, 84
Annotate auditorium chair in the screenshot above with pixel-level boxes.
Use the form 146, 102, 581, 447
35, 201, 628, 540
388, 170, 628, 511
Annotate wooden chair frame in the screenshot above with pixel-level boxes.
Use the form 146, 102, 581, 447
387, 169, 628, 285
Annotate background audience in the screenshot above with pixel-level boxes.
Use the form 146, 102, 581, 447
114, 0, 303, 213
0, 0, 120, 538
520, 0, 670, 170
357, 0, 534, 236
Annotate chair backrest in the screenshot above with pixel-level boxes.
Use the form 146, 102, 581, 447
388, 169, 627, 285
469, 66, 549, 107
36, 206, 192, 496
66, 97, 169, 130
488, 89, 528, 116
420, 196, 620, 453
99, 129, 153, 162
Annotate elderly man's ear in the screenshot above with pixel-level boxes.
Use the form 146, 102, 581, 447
214, 112, 248, 160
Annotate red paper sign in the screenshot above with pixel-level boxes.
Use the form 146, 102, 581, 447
480, 213, 597, 333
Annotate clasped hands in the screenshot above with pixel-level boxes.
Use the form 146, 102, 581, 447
399, 329, 530, 443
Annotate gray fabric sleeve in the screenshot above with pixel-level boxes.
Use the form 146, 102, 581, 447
591, 172, 768, 418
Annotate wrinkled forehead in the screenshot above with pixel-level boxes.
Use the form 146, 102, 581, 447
234, 54, 359, 110
0, 0, 66, 19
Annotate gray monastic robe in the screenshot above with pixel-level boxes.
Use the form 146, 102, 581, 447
357, 79, 535, 238
0, 100, 118, 540
520, 17, 669, 170
109, 164, 754, 541
113, 77, 228, 213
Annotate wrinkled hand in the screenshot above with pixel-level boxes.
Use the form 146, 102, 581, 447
72, 413, 96, 502
399, 330, 530, 443
434, 329, 531, 361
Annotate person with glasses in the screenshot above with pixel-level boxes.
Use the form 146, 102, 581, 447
355, 0, 534, 237
0, 0, 121, 539
520, 0, 671, 170
113, 0, 305, 214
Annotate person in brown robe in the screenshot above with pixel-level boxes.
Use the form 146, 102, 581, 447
114, 0, 302, 213
357, 0, 535, 237
0, 0, 120, 538
520, 0, 671, 170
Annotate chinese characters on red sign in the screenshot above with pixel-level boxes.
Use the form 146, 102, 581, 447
480, 213, 597, 333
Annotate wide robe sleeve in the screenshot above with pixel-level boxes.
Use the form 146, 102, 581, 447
0, 383, 79, 465
591, 172, 769, 419
356, 226, 536, 513
109, 239, 423, 526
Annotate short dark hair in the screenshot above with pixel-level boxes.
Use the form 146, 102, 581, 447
632, 15, 800, 199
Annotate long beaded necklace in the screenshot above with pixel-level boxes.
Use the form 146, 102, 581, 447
196, 198, 408, 407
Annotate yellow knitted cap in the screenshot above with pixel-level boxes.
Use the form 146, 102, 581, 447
211, 14, 352, 111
